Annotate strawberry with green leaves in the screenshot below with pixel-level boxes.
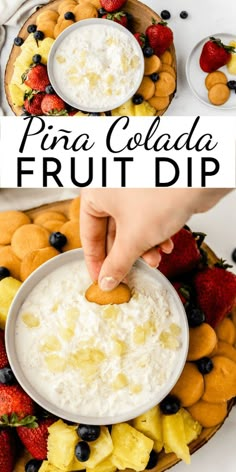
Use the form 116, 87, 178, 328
17, 417, 55, 460
0, 383, 35, 425
0, 428, 17, 472
24, 91, 45, 115
22, 64, 50, 92
145, 19, 173, 56
41, 94, 68, 115
103, 11, 129, 27
134, 32, 146, 48
100, 0, 126, 13
199, 37, 236, 72
193, 262, 236, 327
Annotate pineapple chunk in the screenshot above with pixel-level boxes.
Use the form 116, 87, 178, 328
86, 455, 116, 472
48, 420, 85, 471
0, 277, 22, 328
162, 411, 190, 464
39, 461, 65, 472
38, 37, 55, 64
133, 405, 163, 452
8, 83, 24, 106
227, 40, 236, 74
71, 426, 113, 469
112, 373, 129, 390
111, 99, 135, 116
45, 354, 66, 373
180, 408, 202, 444
111, 423, 153, 471
40, 335, 61, 351
134, 101, 156, 116
21, 312, 40, 328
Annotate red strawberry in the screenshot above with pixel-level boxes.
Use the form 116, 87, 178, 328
103, 11, 128, 27
158, 228, 203, 279
41, 94, 68, 115
22, 64, 50, 91
145, 19, 173, 56
0, 384, 35, 421
134, 32, 146, 48
0, 330, 8, 369
172, 281, 191, 306
100, 0, 126, 13
0, 428, 16, 472
24, 92, 45, 115
17, 417, 55, 460
199, 37, 236, 72
193, 263, 236, 327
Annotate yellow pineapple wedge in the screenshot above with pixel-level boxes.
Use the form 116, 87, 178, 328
227, 40, 236, 74
134, 101, 156, 116
0, 277, 21, 328
133, 405, 163, 452
39, 461, 65, 472
180, 408, 202, 444
162, 411, 190, 464
71, 426, 113, 470
111, 99, 135, 116
111, 423, 153, 471
8, 83, 25, 106
86, 455, 117, 472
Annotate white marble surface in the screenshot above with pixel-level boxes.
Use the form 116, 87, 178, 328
0, 0, 236, 470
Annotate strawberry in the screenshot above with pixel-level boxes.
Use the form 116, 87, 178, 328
100, 0, 126, 13
22, 64, 50, 92
0, 384, 35, 422
24, 92, 45, 116
172, 281, 191, 306
193, 263, 236, 327
134, 32, 146, 48
103, 11, 128, 27
41, 94, 68, 115
0, 428, 16, 472
199, 37, 236, 73
0, 330, 8, 369
145, 19, 173, 56
158, 228, 203, 279
17, 417, 55, 460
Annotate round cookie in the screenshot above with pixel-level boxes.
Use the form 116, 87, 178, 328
205, 71, 227, 90
170, 362, 204, 407
42, 220, 65, 233
85, 281, 131, 305
155, 72, 176, 97
0, 246, 21, 280
34, 211, 67, 225
11, 224, 50, 259
160, 50, 172, 65
159, 63, 176, 78
37, 10, 59, 22
68, 196, 81, 220
0, 211, 31, 245
214, 317, 236, 345
54, 19, 74, 37
136, 77, 155, 100
73, 3, 98, 21
188, 400, 228, 428
202, 355, 236, 403
144, 55, 161, 75
60, 220, 82, 251
187, 323, 217, 361
210, 341, 236, 363
149, 95, 169, 110
36, 20, 57, 39
208, 83, 230, 106
58, 0, 78, 15
20, 247, 60, 281
82, 0, 101, 8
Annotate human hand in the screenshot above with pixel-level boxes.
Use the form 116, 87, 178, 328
80, 188, 231, 290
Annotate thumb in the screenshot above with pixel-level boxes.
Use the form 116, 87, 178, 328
98, 228, 143, 291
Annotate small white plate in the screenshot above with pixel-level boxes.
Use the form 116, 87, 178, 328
186, 33, 236, 109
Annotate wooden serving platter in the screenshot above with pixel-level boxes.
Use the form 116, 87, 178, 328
5, 0, 177, 116
11, 199, 235, 472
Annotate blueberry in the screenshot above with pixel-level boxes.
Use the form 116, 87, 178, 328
98, 7, 107, 16
161, 10, 171, 20
77, 424, 101, 442
146, 450, 159, 469
186, 305, 205, 327
49, 232, 67, 250
75, 441, 90, 461
14, 36, 24, 46
227, 80, 236, 90
232, 248, 236, 262
25, 459, 43, 472
0, 266, 10, 280
0, 367, 16, 385
27, 24, 37, 33
143, 46, 154, 57
180, 10, 188, 19
132, 94, 143, 105
64, 11, 75, 20
160, 395, 180, 415
32, 54, 42, 64
196, 357, 213, 375
150, 72, 160, 82
34, 30, 44, 41
45, 85, 55, 94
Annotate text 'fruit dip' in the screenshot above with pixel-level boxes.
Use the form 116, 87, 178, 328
49, 20, 144, 111
15, 260, 184, 419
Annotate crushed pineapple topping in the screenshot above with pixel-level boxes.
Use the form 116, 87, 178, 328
15, 260, 183, 418
50, 22, 143, 111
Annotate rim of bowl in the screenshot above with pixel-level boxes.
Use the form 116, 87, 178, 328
47, 18, 145, 113
5, 248, 189, 425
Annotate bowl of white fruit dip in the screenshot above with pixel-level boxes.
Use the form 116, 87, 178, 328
47, 18, 144, 112
5, 248, 188, 425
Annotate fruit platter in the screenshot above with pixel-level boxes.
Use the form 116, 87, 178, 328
0, 197, 236, 472
4, 0, 177, 117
